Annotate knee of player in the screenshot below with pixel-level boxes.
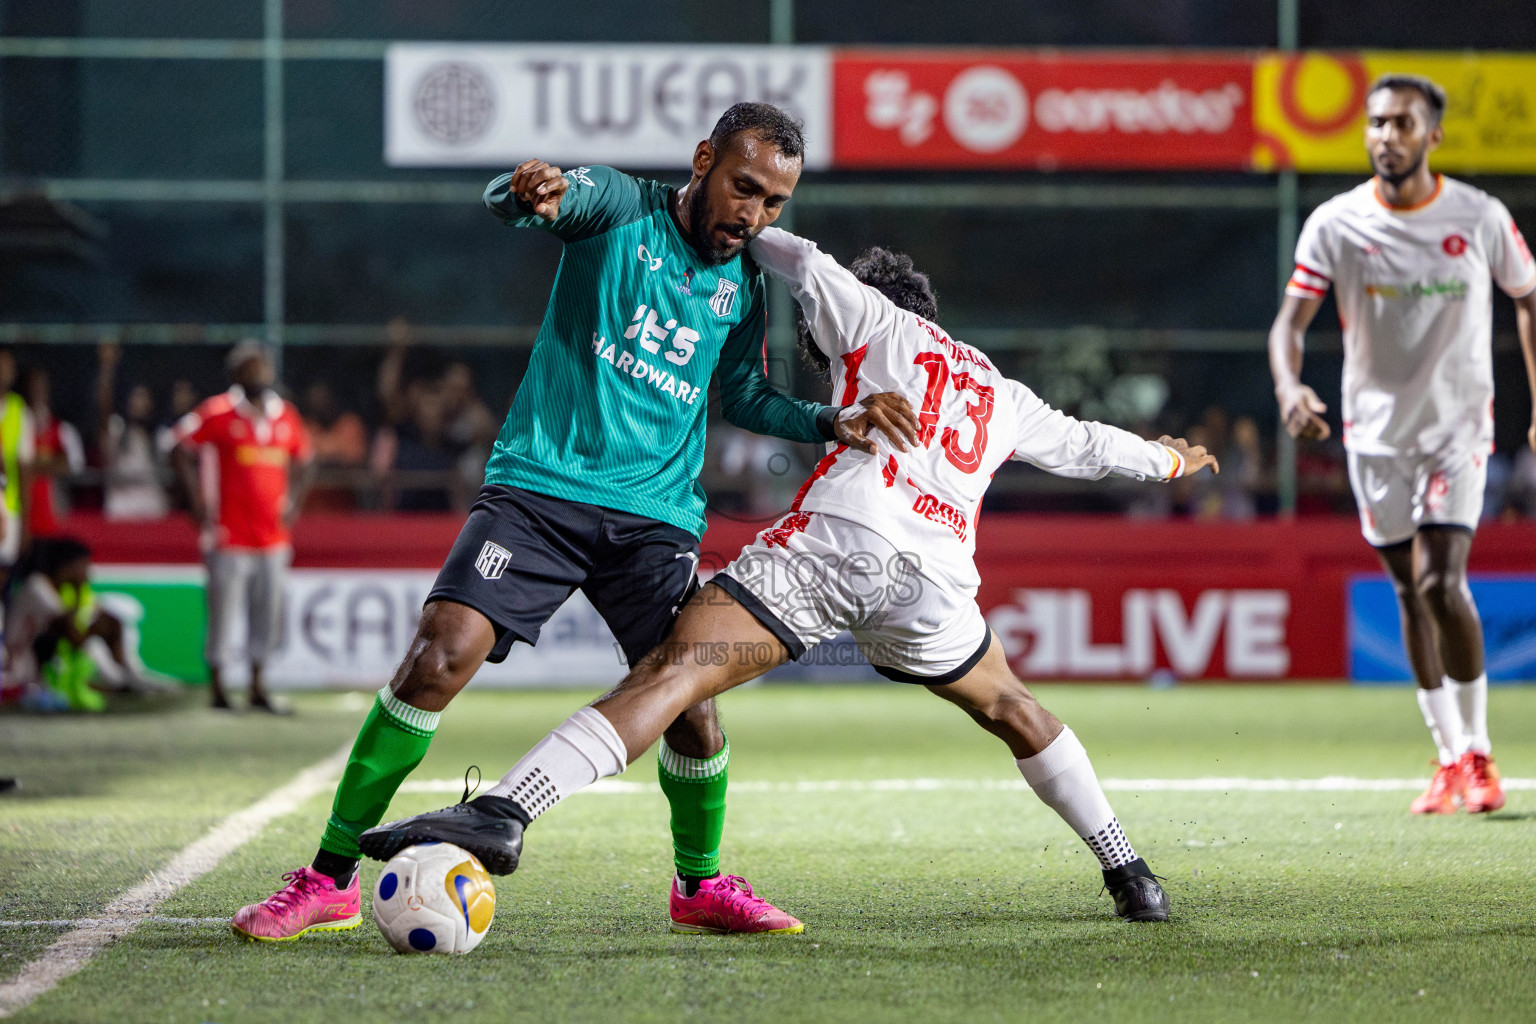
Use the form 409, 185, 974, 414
1414, 569, 1462, 608
395, 636, 477, 697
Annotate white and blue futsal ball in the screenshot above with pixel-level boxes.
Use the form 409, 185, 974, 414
372, 842, 496, 954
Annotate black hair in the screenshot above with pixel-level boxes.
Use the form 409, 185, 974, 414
33, 536, 92, 576
1369, 73, 1447, 126
709, 102, 805, 162
797, 246, 939, 376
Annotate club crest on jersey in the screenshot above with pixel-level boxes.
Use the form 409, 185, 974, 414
1442, 233, 1468, 257
475, 541, 512, 581
708, 279, 738, 318
677, 268, 694, 295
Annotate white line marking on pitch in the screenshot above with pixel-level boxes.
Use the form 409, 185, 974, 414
0, 747, 349, 1019
398, 776, 1535, 796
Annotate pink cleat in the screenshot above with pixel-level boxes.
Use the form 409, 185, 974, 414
669, 874, 804, 935
231, 866, 361, 942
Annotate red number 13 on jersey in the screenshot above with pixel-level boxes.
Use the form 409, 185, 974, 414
913, 352, 994, 474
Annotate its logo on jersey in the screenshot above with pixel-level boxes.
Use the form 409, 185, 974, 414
708, 279, 738, 318
677, 268, 694, 296
636, 244, 663, 272
565, 166, 595, 187
1442, 234, 1468, 257
475, 541, 512, 580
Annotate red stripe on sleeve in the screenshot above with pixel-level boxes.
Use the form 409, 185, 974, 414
1295, 261, 1330, 282
1287, 279, 1327, 296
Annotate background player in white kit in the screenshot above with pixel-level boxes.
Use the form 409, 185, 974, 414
358, 227, 1218, 926
1270, 74, 1536, 815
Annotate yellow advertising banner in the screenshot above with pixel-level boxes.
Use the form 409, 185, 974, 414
1252, 51, 1536, 173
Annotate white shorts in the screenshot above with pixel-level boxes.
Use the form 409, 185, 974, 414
205, 545, 290, 668
1346, 447, 1488, 547
713, 512, 990, 684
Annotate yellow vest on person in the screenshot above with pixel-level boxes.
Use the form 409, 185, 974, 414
0, 391, 25, 516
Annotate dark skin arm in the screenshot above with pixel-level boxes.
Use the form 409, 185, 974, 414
1517, 288, 1536, 454
1268, 292, 1330, 440
171, 445, 211, 527
285, 458, 316, 528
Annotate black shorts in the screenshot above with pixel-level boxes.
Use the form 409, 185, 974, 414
429, 485, 701, 666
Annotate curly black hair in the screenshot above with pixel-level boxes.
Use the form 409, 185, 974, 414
710, 102, 805, 161
797, 245, 938, 376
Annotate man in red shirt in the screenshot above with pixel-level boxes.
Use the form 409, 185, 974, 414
172, 342, 314, 712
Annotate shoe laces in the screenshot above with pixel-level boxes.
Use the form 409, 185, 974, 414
1461, 753, 1494, 786
709, 876, 772, 917
262, 870, 325, 913
460, 764, 482, 805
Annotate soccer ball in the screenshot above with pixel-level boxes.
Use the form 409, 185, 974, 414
371, 842, 496, 954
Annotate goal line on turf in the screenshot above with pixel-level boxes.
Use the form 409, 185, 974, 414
0, 746, 351, 1019
399, 776, 1536, 795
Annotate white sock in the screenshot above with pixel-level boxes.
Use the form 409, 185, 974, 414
1446, 674, 1490, 755
485, 706, 628, 819
1016, 726, 1138, 871
1416, 686, 1461, 766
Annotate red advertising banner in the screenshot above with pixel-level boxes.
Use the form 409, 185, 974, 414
834, 50, 1255, 170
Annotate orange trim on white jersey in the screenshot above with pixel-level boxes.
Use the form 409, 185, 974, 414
1372, 173, 1443, 213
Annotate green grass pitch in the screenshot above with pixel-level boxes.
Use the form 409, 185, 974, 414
3, 684, 1535, 1023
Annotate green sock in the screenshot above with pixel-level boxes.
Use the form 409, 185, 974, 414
46, 645, 104, 712
318, 687, 440, 859
656, 737, 729, 879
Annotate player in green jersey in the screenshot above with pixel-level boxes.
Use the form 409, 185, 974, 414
231, 102, 917, 941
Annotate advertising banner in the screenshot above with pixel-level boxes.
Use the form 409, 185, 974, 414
95, 567, 627, 689
85, 519, 1536, 688
1349, 576, 1536, 682
832, 51, 1255, 170
1252, 51, 1536, 173
385, 43, 833, 169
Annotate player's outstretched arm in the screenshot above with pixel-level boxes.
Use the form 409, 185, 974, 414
1269, 292, 1329, 441
1006, 380, 1213, 481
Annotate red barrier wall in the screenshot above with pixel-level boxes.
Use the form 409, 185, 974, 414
66, 513, 1536, 681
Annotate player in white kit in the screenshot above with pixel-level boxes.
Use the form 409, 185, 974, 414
361, 226, 1219, 926
1270, 74, 1536, 815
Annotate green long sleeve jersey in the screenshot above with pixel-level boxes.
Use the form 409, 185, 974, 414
482, 164, 836, 539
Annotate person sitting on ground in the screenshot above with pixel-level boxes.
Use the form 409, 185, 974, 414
4, 537, 141, 712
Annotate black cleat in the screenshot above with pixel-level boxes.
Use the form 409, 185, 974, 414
1102, 858, 1170, 922
359, 794, 529, 875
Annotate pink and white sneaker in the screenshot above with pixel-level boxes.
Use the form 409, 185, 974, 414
669, 874, 804, 935
231, 866, 361, 942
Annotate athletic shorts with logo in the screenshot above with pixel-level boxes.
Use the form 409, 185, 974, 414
714, 511, 991, 684
1346, 447, 1488, 547
430, 485, 701, 666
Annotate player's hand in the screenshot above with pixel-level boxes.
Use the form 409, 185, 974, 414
1277, 383, 1330, 441
509, 159, 570, 221
835, 392, 919, 455
1158, 435, 1219, 476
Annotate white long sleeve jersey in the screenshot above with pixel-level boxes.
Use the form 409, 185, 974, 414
749, 227, 1178, 591
1287, 175, 1536, 457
